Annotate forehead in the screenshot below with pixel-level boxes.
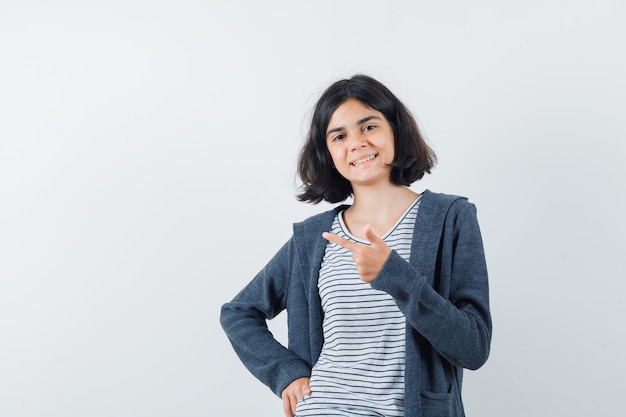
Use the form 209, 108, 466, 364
327, 99, 383, 129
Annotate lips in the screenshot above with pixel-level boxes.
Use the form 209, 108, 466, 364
350, 154, 377, 166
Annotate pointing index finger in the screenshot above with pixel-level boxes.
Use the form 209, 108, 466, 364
322, 231, 358, 251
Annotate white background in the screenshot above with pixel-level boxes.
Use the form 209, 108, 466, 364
1, 1, 625, 416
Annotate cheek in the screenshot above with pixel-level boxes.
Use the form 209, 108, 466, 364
376, 142, 393, 164
327, 148, 342, 167
385, 138, 396, 163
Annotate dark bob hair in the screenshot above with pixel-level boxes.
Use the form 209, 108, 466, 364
297, 74, 437, 204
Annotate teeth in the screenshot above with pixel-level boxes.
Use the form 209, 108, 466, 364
351, 155, 376, 166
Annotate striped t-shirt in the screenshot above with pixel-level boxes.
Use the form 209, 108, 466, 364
295, 196, 421, 417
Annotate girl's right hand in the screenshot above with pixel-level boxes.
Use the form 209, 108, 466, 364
281, 377, 311, 417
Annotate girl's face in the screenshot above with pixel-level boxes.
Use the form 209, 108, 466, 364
325, 99, 395, 187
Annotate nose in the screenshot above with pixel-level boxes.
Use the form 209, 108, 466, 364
348, 131, 366, 151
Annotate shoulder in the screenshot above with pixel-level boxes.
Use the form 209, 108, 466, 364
288, 205, 349, 268
420, 189, 474, 217
418, 190, 483, 238
293, 204, 349, 234
289, 204, 349, 250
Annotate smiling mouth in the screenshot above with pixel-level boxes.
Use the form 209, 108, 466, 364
351, 154, 377, 166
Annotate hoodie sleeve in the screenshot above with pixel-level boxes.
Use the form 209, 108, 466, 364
219, 238, 312, 397
371, 199, 492, 370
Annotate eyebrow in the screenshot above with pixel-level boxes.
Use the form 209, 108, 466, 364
326, 115, 382, 138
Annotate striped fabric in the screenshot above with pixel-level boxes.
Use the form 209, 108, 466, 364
296, 197, 421, 417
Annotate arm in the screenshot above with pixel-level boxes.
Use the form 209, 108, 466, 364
219, 238, 312, 397
372, 201, 492, 370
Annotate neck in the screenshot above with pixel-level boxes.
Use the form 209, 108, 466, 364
346, 183, 419, 232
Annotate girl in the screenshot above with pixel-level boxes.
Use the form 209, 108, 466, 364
220, 74, 492, 417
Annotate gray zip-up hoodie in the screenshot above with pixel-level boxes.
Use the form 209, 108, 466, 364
220, 190, 492, 417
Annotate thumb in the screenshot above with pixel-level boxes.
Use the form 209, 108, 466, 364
363, 224, 382, 244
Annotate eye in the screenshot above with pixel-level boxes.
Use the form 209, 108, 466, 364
363, 124, 376, 132
332, 134, 345, 141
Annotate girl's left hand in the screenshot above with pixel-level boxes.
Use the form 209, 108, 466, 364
322, 225, 391, 283
281, 377, 310, 417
